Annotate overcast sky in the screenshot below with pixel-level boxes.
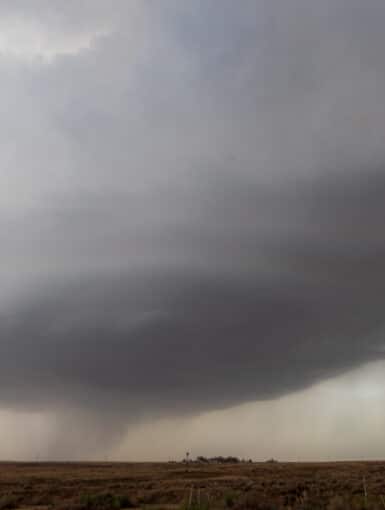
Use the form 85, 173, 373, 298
1, 0, 385, 460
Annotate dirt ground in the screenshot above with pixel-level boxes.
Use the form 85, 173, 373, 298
0, 461, 384, 509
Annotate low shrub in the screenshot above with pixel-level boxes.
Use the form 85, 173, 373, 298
224, 491, 238, 508
79, 492, 134, 510
0, 494, 19, 510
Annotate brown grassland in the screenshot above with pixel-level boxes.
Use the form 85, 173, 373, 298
0, 461, 385, 510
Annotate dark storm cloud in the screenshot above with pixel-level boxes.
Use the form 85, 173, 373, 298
1, 169, 385, 424
1, 0, 385, 435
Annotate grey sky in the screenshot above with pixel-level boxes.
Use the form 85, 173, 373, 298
1, 0, 385, 459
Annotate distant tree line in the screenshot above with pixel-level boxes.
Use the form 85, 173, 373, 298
194, 456, 253, 464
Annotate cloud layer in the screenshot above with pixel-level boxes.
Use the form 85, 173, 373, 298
1, 0, 385, 453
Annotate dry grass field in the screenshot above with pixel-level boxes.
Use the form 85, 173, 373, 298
0, 461, 385, 510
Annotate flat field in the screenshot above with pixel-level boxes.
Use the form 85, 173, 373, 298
0, 461, 384, 510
